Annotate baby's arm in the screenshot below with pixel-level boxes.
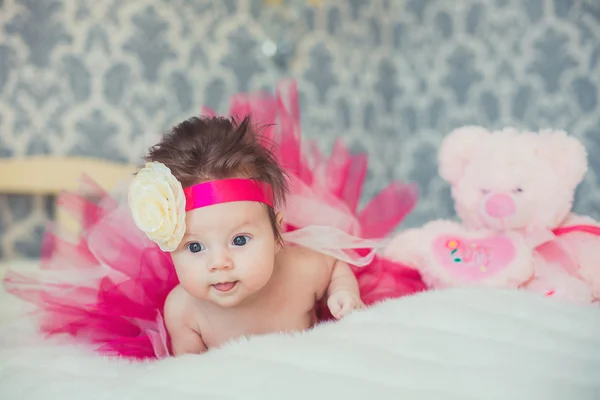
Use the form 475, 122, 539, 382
164, 286, 207, 356
326, 259, 364, 319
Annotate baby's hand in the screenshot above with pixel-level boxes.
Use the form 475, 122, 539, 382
327, 290, 364, 319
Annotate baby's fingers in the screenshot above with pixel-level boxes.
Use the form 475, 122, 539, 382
336, 302, 354, 319
327, 297, 343, 318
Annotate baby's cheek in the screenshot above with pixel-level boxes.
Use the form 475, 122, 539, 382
173, 259, 208, 295
241, 253, 275, 289
248, 259, 274, 283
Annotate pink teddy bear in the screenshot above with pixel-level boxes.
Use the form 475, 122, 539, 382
385, 126, 600, 304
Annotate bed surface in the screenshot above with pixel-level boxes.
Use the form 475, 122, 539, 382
0, 259, 599, 400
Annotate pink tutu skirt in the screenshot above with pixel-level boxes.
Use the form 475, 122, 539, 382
3, 80, 426, 360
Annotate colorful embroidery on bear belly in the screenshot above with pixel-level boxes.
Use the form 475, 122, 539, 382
447, 239, 490, 272
432, 234, 517, 282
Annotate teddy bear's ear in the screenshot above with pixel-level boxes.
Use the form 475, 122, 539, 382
438, 125, 490, 184
535, 130, 588, 189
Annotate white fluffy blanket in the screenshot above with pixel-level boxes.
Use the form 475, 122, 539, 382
1, 286, 599, 400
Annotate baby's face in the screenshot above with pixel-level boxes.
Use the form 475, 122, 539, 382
171, 201, 281, 308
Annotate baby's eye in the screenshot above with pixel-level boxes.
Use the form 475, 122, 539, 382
232, 235, 251, 246
480, 189, 490, 194
187, 242, 205, 253
513, 187, 524, 193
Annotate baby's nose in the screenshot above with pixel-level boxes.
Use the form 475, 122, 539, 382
209, 261, 233, 272
209, 252, 233, 272
484, 193, 516, 218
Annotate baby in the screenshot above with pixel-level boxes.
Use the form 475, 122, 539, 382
128, 115, 364, 355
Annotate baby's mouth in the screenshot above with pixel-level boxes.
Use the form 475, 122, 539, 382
212, 281, 238, 292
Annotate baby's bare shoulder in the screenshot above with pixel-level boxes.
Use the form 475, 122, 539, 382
277, 245, 334, 292
163, 285, 208, 355
164, 285, 197, 328
278, 244, 331, 268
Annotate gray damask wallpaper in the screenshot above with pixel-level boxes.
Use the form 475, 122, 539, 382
0, 0, 599, 258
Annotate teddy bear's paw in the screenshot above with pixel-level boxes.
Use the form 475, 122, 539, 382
383, 228, 428, 268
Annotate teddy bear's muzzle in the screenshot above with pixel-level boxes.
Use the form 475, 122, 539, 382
484, 193, 517, 218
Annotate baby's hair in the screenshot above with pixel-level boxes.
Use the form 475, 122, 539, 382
145, 115, 289, 244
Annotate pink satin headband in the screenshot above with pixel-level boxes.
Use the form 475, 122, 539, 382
183, 178, 274, 212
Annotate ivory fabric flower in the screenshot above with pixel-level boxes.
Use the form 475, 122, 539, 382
127, 162, 186, 252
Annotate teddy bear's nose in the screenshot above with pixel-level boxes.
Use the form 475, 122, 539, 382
484, 193, 517, 218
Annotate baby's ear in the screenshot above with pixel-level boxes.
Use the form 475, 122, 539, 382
276, 211, 285, 228
535, 130, 588, 190
438, 126, 490, 185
